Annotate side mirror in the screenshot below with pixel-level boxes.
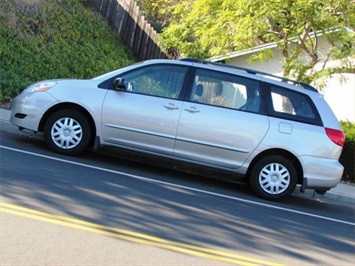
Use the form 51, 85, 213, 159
113, 77, 126, 90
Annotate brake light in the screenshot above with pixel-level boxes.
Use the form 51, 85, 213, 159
325, 128, 345, 147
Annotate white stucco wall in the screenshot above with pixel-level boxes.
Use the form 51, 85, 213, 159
321, 74, 355, 122
223, 44, 355, 122
226, 49, 284, 75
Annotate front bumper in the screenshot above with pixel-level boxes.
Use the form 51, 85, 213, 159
10, 92, 59, 132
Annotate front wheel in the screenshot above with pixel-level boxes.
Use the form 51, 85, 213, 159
44, 109, 91, 155
249, 155, 297, 201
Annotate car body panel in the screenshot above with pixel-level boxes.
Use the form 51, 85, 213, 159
10, 91, 60, 131
174, 102, 270, 169
240, 117, 344, 184
101, 91, 183, 155
298, 155, 343, 188
46, 80, 108, 137
311, 92, 343, 130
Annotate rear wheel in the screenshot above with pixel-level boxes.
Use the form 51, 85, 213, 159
44, 109, 91, 155
249, 155, 297, 200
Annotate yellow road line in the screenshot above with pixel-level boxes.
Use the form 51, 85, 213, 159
1, 202, 283, 266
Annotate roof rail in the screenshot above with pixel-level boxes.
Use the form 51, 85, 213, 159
180, 58, 318, 92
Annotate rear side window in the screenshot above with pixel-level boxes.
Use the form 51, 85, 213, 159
189, 68, 264, 113
268, 85, 321, 125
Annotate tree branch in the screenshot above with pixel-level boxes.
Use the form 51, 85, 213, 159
331, 67, 355, 74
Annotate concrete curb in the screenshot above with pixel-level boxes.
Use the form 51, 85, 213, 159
1, 108, 354, 207
293, 183, 355, 207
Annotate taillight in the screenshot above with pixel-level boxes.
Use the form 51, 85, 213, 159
325, 128, 345, 147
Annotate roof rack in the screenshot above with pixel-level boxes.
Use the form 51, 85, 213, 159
180, 58, 318, 92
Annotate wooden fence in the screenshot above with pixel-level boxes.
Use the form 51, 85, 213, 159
89, 0, 168, 61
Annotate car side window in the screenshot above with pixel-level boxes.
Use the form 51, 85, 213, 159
190, 69, 263, 113
120, 65, 188, 99
269, 85, 317, 120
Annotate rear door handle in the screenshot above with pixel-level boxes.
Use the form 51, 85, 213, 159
183, 106, 200, 113
163, 103, 179, 110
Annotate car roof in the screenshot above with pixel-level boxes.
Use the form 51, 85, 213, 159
179, 58, 319, 93
98, 58, 320, 96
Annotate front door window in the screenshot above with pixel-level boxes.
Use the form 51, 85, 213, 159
120, 65, 187, 99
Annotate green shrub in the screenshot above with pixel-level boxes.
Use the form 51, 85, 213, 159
0, 0, 134, 102
340, 121, 355, 183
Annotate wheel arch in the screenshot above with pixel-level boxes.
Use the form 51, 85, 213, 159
38, 103, 97, 147
246, 148, 304, 185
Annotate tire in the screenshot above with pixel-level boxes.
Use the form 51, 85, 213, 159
249, 155, 297, 201
44, 109, 91, 155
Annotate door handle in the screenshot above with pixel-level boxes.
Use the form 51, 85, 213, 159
163, 103, 179, 110
183, 106, 200, 113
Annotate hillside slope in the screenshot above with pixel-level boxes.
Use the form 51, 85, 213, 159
0, 0, 134, 102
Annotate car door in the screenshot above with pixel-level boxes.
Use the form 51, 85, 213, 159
101, 64, 188, 155
174, 68, 270, 170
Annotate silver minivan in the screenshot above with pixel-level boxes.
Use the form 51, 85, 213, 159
10, 59, 345, 200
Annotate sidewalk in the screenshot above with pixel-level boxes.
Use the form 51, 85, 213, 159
1, 107, 354, 207
293, 182, 355, 207
0, 108, 15, 132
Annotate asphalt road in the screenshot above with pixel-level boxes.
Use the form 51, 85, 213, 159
1, 130, 355, 265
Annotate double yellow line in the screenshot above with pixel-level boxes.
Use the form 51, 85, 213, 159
1, 202, 282, 266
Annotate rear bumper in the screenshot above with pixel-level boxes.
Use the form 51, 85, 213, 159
299, 155, 344, 190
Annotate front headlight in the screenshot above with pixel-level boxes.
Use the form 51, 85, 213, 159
27, 81, 57, 92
